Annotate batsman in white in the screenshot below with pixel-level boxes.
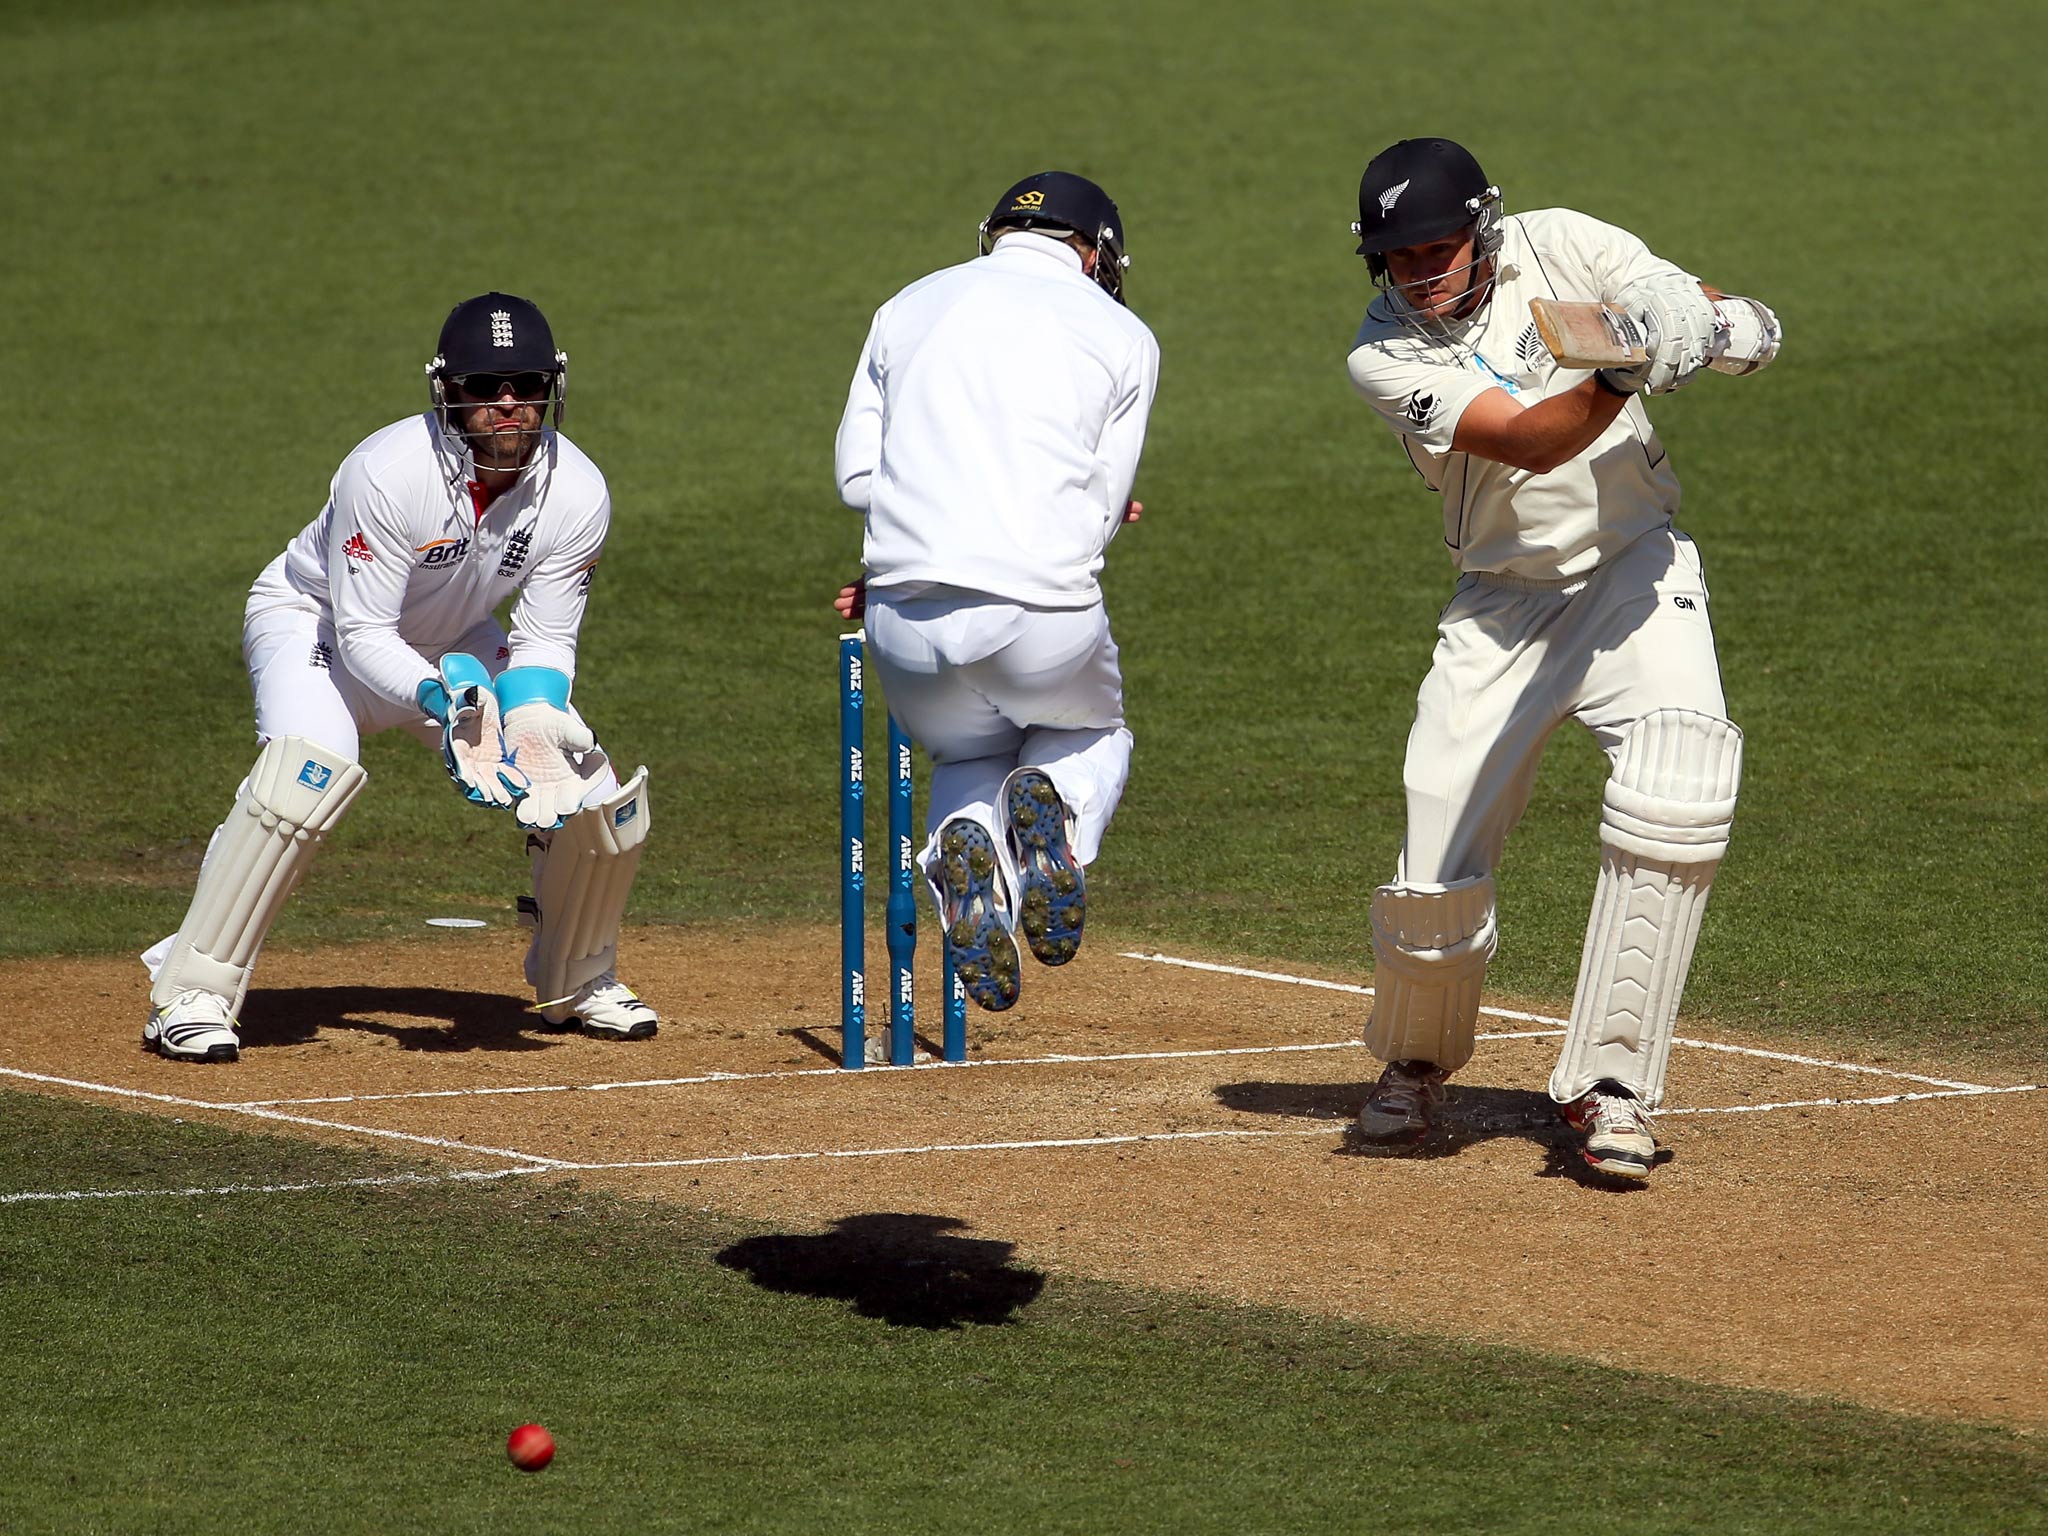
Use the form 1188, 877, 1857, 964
1342, 139, 1781, 1179
832, 171, 1161, 1013
141, 293, 657, 1063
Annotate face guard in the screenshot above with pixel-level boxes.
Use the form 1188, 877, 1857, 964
978, 170, 1132, 304
425, 354, 568, 478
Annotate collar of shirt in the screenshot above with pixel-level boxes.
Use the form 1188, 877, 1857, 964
987, 230, 1087, 275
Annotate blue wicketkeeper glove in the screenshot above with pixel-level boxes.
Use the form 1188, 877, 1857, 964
416, 653, 530, 810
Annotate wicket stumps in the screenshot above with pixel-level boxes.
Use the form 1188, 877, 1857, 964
839, 633, 967, 1069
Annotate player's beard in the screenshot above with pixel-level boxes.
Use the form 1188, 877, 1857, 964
459, 405, 544, 473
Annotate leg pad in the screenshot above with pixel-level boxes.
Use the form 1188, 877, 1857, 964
1550, 710, 1743, 1107
1364, 873, 1498, 1072
528, 767, 650, 1016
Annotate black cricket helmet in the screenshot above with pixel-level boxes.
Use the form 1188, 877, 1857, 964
1350, 138, 1503, 285
423, 292, 568, 465
979, 171, 1131, 303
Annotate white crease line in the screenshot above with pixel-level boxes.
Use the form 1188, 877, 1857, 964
1123, 951, 2003, 1091
0, 1168, 543, 1205
1665, 1084, 2038, 1116
227, 1031, 1570, 1109
532, 1124, 1345, 1172
0, 1065, 571, 1168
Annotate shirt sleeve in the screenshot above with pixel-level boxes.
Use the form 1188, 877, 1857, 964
1345, 334, 1494, 455
833, 305, 888, 511
1556, 209, 1697, 302
1099, 327, 1161, 537
327, 458, 438, 711
507, 489, 607, 680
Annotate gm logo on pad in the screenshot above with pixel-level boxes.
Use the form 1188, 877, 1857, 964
614, 801, 639, 829
298, 761, 333, 791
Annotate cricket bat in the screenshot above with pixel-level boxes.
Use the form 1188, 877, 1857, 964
1528, 295, 1782, 375
1527, 298, 1648, 369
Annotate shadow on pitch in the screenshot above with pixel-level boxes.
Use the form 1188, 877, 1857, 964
1215, 1078, 1664, 1186
716, 1213, 1046, 1330
238, 986, 555, 1053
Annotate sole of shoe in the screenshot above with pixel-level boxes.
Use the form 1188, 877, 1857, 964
144, 1036, 240, 1064
1581, 1146, 1653, 1180
576, 1018, 659, 1041
1005, 771, 1085, 966
937, 819, 1022, 1012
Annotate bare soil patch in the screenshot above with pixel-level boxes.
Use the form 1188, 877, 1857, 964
8, 922, 2042, 1430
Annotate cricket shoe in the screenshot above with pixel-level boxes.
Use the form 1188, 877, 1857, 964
1353, 1059, 1448, 1147
1559, 1082, 1657, 1180
542, 972, 659, 1040
1001, 768, 1085, 966
933, 817, 1022, 1011
144, 990, 241, 1063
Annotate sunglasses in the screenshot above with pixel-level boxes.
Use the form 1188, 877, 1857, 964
451, 371, 553, 401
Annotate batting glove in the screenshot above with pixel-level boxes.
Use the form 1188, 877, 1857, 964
1627, 277, 1718, 395
416, 654, 530, 811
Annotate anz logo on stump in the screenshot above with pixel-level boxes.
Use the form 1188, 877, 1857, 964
415, 535, 471, 569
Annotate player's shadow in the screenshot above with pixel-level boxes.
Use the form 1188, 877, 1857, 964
715, 1213, 1045, 1330
238, 987, 556, 1053
1216, 1078, 1666, 1186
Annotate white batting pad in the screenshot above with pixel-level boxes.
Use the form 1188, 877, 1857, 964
1550, 710, 1744, 1107
148, 736, 368, 1016
528, 766, 650, 1019
1364, 873, 1499, 1072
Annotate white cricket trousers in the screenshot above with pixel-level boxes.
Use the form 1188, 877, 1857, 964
865, 585, 1132, 868
1400, 526, 1727, 884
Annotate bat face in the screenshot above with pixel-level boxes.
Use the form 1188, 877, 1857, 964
1528, 299, 1649, 370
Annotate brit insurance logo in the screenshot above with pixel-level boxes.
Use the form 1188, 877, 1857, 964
575, 559, 598, 595
415, 535, 471, 569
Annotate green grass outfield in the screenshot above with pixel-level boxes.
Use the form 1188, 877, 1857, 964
5, 1091, 2045, 1536
2, 2, 2044, 1529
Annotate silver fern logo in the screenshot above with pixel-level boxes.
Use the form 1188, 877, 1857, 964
490, 310, 514, 348
1376, 179, 1411, 215
1515, 323, 1548, 371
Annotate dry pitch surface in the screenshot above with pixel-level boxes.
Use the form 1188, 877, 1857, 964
7, 925, 2042, 1430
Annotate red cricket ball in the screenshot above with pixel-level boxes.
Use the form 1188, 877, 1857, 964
506, 1423, 555, 1472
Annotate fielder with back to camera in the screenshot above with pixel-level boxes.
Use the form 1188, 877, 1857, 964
142, 293, 657, 1062
832, 171, 1160, 1014
1342, 138, 1782, 1178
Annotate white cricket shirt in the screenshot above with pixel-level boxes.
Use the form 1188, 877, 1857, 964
835, 231, 1161, 608
245, 414, 610, 710
1346, 208, 1693, 581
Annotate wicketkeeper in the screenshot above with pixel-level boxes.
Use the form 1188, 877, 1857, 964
1342, 139, 1782, 1178
141, 293, 657, 1062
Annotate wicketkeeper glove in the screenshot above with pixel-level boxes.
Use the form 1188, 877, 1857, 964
497, 666, 612, 830
416, 653, 530, 811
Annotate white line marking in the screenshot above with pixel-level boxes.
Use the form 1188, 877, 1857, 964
0, 1065, 571, 1168
1666, 1083, 2038, 1116
0, 1168, 543, 1205
229, 1031, 1571, 1109
1121, 951, 2002, 1091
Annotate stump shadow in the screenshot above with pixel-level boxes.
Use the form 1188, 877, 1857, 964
238, 986, 556, 1053
716, 1213, 1046, 1330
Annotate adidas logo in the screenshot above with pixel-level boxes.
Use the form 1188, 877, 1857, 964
342, 531, 374, 567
